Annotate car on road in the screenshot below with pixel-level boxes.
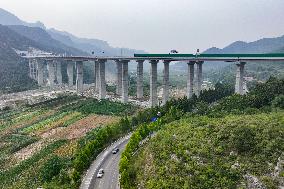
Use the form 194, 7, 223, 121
112, 148, 119, 154
97, 169, 104, 178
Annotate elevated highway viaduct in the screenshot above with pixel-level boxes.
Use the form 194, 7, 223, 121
25, 53, 284, 107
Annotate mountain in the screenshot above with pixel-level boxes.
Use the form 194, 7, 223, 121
205, 35, 284, 54
0, 8, 146, 57
7, 25, 86, 56
0, 8, 148, 94
274, 46, 284, 53
0, 23, 97, 94
172, 35, 284, 78
201, 36, 284, 83
48, 28, 146, 57
0, 8, 45, 29
0, 8, 145, 57
0, 24, 41, 93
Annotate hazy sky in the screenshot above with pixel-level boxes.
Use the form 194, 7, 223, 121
1, 0, 284, 53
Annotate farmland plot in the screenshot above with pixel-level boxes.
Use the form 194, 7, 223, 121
0, 95, 136, 189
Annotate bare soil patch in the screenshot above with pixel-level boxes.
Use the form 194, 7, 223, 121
41, 114, 119, 140
13, 139, 52, 162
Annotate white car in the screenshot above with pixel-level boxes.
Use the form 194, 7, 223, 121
112, 148, 119, 154
97, 169, 104, 178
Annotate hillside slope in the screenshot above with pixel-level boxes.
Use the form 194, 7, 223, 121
120, 78, 284, 189
0, 95, 137, 188
0, 24, 86, 93
0, 24, 44, 93
132, 112, 284, 188
8, 25, 86, 56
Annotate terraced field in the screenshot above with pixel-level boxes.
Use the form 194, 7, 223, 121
0, 95, 136, 189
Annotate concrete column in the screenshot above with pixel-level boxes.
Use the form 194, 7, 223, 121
196, 61, 203, 97
56, 62, 62, 85
136, 60, 144, 99
121, 60, 129, 103
28, 59, 32, 78
47, 60, 56, 88
95, 61, 100, 92
37, 60, 44, 86
162, 61, 170, 105
187, 61, 195, 98
116, 60, 123, 96
67, 62, 74, 87
99, 60, 106, 99
29, 59, 37, 80
150, 60, 158, 107
76, 61, 84, 93
235, 62, 246, 95
28, 59, 33, 79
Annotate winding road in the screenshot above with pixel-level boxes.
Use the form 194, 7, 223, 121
80, 134, 131, 189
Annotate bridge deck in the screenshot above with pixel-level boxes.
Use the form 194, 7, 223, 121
24, 53, 284, 62
134, 53, 284, 58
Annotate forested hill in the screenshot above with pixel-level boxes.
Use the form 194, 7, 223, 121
0, 24, 41, 93
7, 25, 87, 56
0, 24, 85, 94
120, 77, 284, 189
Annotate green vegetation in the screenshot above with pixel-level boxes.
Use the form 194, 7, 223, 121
120, 77, 284, 189
0, 95, 137, 189
126, 113, 283, 188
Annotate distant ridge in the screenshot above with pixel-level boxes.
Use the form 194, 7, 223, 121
0, 8, 147, 93
0, 8, 145, 57
204, 36, 284, 54
0, 8, 45, 29
7, 25, 86, 56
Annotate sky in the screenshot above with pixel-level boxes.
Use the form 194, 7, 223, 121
1, 0, 284, 53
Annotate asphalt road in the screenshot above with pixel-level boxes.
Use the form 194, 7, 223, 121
80, 134, 131, 189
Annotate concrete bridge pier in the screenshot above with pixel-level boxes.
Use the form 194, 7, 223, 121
37, 60, 44, 86
235, 62, 246, 95
95, 61, 100, 92
121, 60, 129, 103
47, 60, 56, 88
187, 61, 195, 98
162, 60, 170, 105
150, 60, 159, 107
56, 62, 62, 85
136, 60, 144, 99
29, 59, 38, 80
76, 61, 84, 93
99, 60, 106, 99
67, 61, 74, 87
116, 60, 122, 96
195, 61, 203, 97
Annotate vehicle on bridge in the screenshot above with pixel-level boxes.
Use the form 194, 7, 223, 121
170, 49, 179, 54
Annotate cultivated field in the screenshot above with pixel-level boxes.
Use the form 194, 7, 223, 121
0, 95, 136, 189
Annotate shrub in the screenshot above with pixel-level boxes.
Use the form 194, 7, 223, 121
272, 95, 284, 109
40, 156, 65, 182
231, 126, 256, 153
